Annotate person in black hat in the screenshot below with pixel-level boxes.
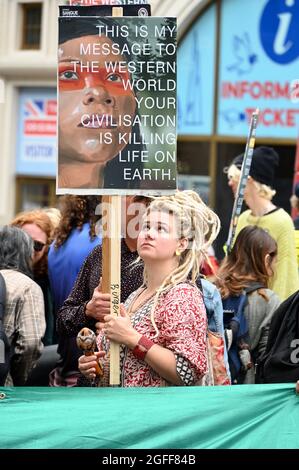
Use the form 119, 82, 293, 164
225, 146, 298, 301
227, 146, 279, 199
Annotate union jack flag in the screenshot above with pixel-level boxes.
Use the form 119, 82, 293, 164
24, 99, 44, 117
24, 99, 56, 136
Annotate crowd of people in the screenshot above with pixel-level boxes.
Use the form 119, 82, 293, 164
0, 146, 299, 392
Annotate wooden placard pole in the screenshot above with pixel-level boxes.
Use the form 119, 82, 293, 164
101, 7, 123, 386
102, 195, 121, 385
226, 109, 259, 253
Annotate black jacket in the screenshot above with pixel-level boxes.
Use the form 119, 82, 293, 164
259, 290, 299, 383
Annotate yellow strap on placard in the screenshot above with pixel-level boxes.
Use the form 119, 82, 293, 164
112, 7, 123, 17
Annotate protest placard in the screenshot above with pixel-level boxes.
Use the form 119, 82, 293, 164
60, 4, 151, 17
57, 16, 177, 195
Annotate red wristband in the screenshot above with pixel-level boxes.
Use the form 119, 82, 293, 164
132, 335, 154, 361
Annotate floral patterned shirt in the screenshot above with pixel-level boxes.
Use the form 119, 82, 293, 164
97, 282, 208, 387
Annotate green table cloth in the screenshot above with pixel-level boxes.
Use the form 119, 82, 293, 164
0, 384, 298, 449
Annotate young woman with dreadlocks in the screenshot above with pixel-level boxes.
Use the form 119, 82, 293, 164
78, 190, 220, 387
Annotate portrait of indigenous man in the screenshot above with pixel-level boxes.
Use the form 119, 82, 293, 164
58, 17, 145, 191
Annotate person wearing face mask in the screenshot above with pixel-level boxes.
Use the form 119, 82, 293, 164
226, 146, 299, 301
58, 17, 145, 190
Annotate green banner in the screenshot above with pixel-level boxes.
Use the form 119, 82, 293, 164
0, 384, 298, 449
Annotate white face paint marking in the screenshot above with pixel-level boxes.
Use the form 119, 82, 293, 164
84, 87, 100, 97
71, 106, 80, 116
85, 140, 98, 150
58, 48, 64, 58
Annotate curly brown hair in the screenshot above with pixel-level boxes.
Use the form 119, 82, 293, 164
216, 226, 277, 298
54, 195, 101, 248
10, 210, 53, 277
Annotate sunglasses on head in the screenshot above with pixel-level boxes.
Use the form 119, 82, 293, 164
33, 240, 46, 252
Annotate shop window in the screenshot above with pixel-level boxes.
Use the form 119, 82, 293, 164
21, 3, 42, 50
16, 177, 57, 213
177, 140, 211, 203
177, 140, 210, 175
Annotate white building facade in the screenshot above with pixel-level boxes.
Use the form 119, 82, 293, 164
1, 0, 298, 260
0, 0, 206, 226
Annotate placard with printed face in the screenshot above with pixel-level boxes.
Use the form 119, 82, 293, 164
57, 16, 177, 195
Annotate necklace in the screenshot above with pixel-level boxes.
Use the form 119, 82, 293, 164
251, 202, 276, 217
127, 287, 157, 315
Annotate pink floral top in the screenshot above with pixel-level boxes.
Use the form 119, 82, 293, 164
97, 282, 208, 387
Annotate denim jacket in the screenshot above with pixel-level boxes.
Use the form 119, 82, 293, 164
200, 278, 231, 380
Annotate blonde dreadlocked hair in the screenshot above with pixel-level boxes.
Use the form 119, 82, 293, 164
140, 190, 220, 338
